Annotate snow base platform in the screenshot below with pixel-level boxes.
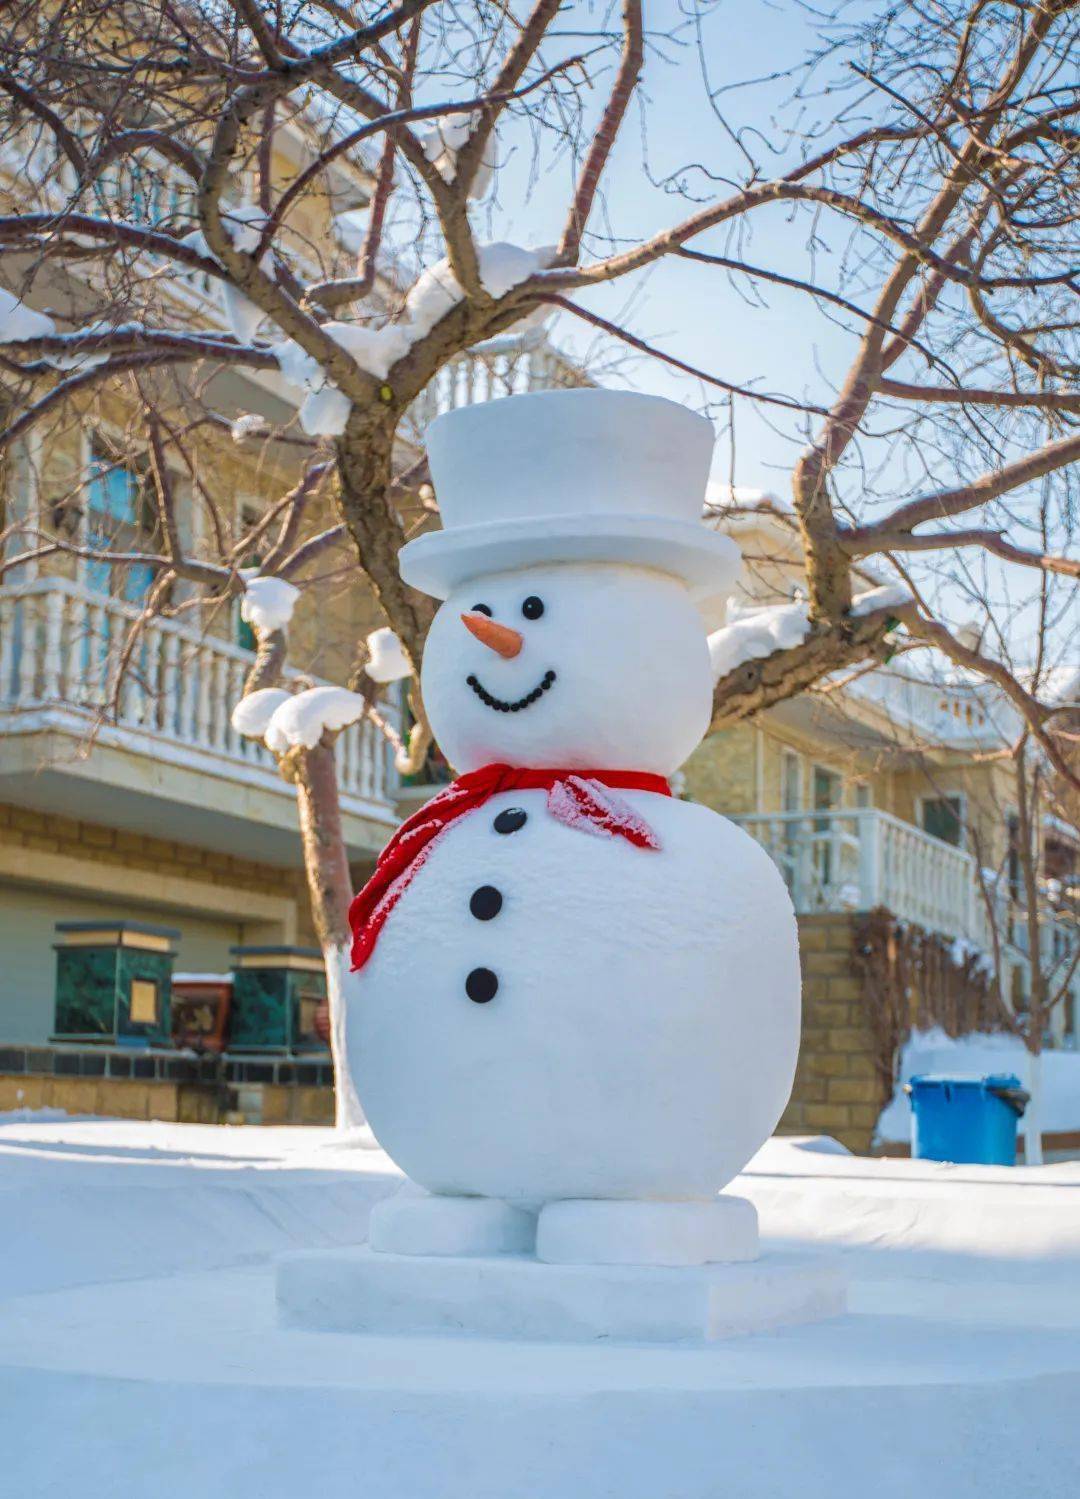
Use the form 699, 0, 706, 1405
276, 1246, 846, 1343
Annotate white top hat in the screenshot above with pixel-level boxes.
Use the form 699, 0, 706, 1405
398, 388, 740, 603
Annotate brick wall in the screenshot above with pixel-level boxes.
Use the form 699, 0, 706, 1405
779, 911, 886, 1153
0, 1071, 333, 1125
0, 802, 306, 911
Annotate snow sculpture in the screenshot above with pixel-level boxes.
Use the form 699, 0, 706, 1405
345, 388, 802, 1268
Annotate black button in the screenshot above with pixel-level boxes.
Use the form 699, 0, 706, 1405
493, 807, 527, 834
466, 967, 498, 1003
470, 885, 503, 920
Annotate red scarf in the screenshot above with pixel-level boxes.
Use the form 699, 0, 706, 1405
349, 764, 670, 971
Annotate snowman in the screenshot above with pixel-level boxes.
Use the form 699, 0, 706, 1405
347, 388, 800, 1267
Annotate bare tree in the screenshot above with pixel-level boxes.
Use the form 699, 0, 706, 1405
1, 0, 1079, 1122
0, 1, 1076, 752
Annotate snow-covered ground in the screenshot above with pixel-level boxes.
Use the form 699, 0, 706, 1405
2, 1115, 1079, 1497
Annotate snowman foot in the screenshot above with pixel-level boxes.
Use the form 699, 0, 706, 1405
535, 1195, 759, 1267
369, 1188, 537, 1257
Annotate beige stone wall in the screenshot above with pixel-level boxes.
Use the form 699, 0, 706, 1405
0, 800, 315, 1041
0, 801, 303, 907
778, 912, 885, 1154
0, 1072, 334, 1125
685, 714, 887, 818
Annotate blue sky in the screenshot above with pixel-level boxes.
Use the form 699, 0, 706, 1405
487, 0, 858, 499
462, 0, 1076, 661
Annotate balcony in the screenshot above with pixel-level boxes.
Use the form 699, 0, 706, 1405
732, 808, 1080, 1019
405, 334, 589, 436
0, 577, 398, 864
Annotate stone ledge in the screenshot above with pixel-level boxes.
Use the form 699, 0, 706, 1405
276, 1246, 847, 1343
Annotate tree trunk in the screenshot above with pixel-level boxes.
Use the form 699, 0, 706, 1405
1024, 1048, 1044, 1167
1015, 744, 1046, 1166
337, 411, 437, 673
293, 739, 364, 1131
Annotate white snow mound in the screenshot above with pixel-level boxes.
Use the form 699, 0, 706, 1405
276, 242, 554, 433
240, 574, 300, 632
850, 581, 913, 616
421, 113, 495, 196
0, 286, 56, 342
264, 686, 367, 752
405, 242, 555, 338
364, 626, 411, 684
708, 599, 810, 679
876, 1025, 1080, 1144
277, 320, 413, 435
231, 687, 292, 739
708, 583, 913, 678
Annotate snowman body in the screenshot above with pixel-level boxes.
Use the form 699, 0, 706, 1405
350, 784, 799, 1204
347, 555, 801, 1212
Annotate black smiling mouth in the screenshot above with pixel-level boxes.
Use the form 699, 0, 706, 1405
466, 670, 557, 713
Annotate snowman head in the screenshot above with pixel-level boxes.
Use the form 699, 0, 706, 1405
421, 561, 713, 774
401, 388, 740, 775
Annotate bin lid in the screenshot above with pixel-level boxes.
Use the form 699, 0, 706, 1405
906, 1072, 1023, 1091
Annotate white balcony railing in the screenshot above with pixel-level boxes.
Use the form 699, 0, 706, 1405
732, 808, 983, 938
405, 336, 589, 436
0, 576, 396, 815
732, 807, 1080, 1008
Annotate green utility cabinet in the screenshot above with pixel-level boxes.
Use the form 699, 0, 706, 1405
53, 921, 178, 1046
228, 946, 327, 1054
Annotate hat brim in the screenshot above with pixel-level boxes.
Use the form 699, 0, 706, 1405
398, 514, 740, 603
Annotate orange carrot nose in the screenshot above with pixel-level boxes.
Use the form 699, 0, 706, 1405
461, 611, 524, 659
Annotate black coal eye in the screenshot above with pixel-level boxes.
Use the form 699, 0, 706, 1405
471, 603, 493, 617
521, 596, 544, 620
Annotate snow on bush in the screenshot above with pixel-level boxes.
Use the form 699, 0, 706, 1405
240, 573, 300, 632
231, 687, 291, 739
264, 685, 368, 752
364, 626, 411, 684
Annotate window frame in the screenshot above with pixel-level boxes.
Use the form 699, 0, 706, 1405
917, 791, 968, 850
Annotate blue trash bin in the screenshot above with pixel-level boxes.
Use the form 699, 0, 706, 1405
905, 1073, 1029, 1165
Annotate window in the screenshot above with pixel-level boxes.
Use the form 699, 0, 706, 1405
921, 795, 965, 848
812, 766, 842, 816
85, 446, 157, 603
854, 782, 872, 809
812, 766, 843, 889
235, 503, 262, 651
781, 750, 802, 813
